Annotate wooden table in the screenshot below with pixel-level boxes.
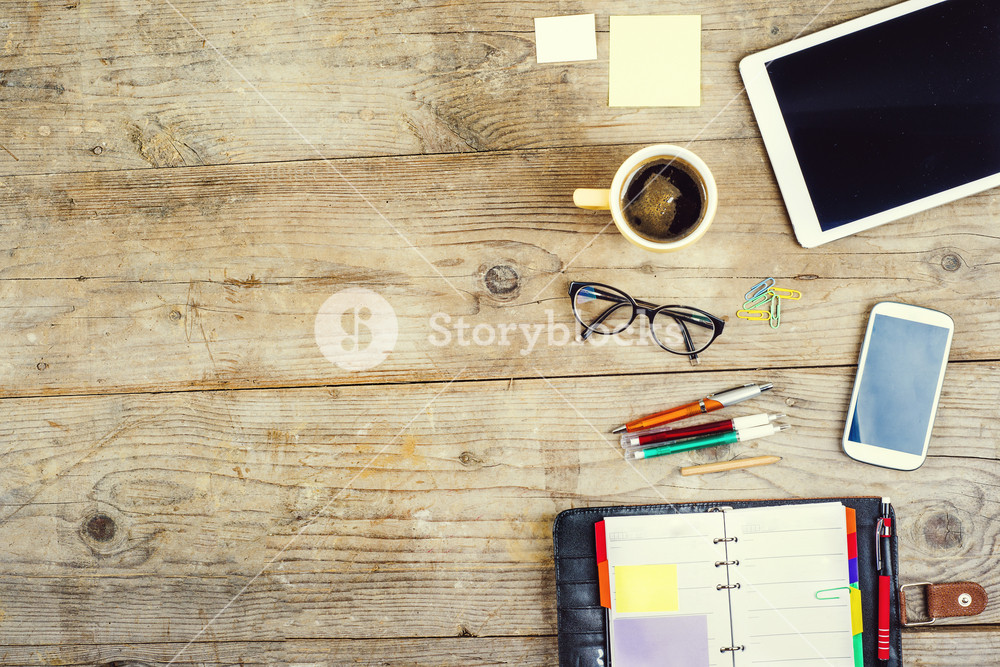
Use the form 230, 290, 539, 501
2, 1, 998, 664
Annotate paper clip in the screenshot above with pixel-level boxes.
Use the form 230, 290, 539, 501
743, 290, 774, 310
815, 586, 852, 601
737, 309, 770, 321
769, 295, 781, 329
771, 287, 802, 300
744, 278, 775, 301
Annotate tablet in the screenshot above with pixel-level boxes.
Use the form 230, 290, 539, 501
740, 0, 1000, 247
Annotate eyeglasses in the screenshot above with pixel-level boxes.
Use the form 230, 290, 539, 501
569, 281, 724, 363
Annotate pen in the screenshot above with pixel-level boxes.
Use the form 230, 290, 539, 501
620, 412, 784, 448
612, 383, 774, 434
877, 497, 892, 663
625, 423, 789, 460
680, 455, 782, 476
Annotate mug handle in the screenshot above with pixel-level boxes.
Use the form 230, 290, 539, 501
573, 188, 611, 211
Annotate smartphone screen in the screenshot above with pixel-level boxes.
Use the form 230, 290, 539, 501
847, 314, 951, 456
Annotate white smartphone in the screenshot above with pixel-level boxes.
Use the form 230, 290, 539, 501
842, 302, 954, 470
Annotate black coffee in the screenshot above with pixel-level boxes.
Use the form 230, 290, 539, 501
621, 159, 705, 242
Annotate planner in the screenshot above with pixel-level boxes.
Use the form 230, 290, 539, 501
553, 497, 900, 666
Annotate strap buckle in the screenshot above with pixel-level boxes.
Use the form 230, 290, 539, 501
899, 582, 936, 626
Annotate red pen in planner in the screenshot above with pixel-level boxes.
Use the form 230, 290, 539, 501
877, 497, 892, 663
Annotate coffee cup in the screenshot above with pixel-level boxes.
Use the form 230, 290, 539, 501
573, 144, 718, 252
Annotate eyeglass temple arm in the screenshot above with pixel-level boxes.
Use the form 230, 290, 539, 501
579, 302, 631, 341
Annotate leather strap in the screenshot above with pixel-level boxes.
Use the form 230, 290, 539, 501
900, 581, 988, 626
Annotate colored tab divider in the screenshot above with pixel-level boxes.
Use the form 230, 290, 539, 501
595, 520, 611, 608
846, 508, 863, 667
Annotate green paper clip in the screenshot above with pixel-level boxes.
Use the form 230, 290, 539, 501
769, 295, 781, 329
737, 309, 770, 321
743, 290, 774, 310
815, 586, 851, 600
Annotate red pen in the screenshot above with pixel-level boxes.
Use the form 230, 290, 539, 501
619, 412, 784, 448
877, 497, 892, 663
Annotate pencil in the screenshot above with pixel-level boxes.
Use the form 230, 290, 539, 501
680, 455, 781, 476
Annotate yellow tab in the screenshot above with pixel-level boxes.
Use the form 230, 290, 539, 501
849, 586, 863, 635
614, 564, 679, 613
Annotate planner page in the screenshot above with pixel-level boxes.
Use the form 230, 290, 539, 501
727, 502, 855, 666
603, 512, 734, 667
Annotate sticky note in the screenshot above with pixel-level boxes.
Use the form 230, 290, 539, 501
534, 14, 598, 64
613, 615, 710, 666
609, 15, 701, 107
613, 563, 678, 613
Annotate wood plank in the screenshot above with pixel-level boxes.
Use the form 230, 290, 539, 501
0, 637, 559, 666
0, 0, 895, 176
4, 142, 999, 397
2, 367, 998, 645
1, 629, 996, 665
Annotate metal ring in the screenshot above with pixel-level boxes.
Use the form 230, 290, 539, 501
717, 583, 741, 590
713, 537, 738, 543
720, 645, 745, 653
715, 560, 739, 566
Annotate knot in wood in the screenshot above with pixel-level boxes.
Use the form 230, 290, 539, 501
85, 513, 117, 542
941, 253, 962, 272
923, 511, 963, 550
484, 265, 519, 298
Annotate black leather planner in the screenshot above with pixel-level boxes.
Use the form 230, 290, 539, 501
553, 496, 900, 666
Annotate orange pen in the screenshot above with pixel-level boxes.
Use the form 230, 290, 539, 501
611, 383, 774, 434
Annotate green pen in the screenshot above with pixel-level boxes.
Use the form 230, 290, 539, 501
625, 422, 789, 460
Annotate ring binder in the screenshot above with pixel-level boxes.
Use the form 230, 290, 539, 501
554, 497, 903, 666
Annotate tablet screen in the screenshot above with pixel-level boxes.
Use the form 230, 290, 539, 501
764, 0, 1000, 231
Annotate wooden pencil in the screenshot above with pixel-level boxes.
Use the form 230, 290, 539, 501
680, 455, 781, 476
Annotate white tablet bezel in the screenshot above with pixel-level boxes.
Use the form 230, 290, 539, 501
841, 302, 954, 471
740, 0, 1000, 248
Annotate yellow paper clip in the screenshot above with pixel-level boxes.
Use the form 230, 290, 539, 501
737, 309, 770, 321
743, 290, 774, 310
771, 287, 802, 300
744, 278, 775, 301
769, 295, 781, 329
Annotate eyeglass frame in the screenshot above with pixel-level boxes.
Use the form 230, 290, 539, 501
568, 281, 725, 362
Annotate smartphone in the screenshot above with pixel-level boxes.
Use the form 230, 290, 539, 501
842, 302, 954, 470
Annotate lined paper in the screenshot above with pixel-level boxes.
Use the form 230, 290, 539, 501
604, 512, 731, 667
728, 503, 855, 666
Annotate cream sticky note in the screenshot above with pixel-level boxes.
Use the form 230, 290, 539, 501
614, 563, 679, 613
609, 15, 701, 107
534, 14, 597, 64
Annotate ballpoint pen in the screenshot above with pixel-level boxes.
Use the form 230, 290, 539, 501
612, 383, 774, 434
877, 497, 892, 663
625, 423, 789, 460
620, 412, 785, 448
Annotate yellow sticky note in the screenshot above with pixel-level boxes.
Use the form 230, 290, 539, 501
849, 587, 863, 635
614, 564, 679, 613
609, 16, 701, 107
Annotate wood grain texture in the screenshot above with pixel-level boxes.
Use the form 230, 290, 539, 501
4, 0, 1000, 662
3, 142, 999, 397
0, 0, 895, 176
0, 630, 996, 665
1, 368, 998, 646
